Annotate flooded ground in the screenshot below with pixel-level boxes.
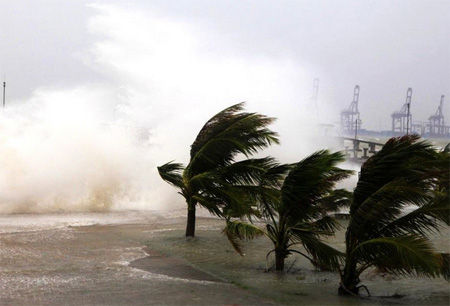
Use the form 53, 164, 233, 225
0, 211, 267, 305
145, 217, 449, 306
0, 211, 448, 305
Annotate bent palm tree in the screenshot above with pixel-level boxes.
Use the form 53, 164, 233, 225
158, 103, 279, 237
339, 135, 450, 296
224, 150, 352, 272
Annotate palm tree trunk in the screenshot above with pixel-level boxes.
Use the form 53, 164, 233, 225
339, 233, 360, 295
275, 249, 285, 271
339, 256, 359, 295
185, 202, 196, 238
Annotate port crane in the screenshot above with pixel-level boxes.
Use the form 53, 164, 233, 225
391, 88, 412, 135
340, 85, 360, 135
426, 95, 449, 136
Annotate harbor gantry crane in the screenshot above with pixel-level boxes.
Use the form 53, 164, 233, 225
391, 87, 412, 135
340, 85, 360, 135
427, 95, 448, 136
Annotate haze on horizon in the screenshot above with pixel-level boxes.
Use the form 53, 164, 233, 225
1, 0, 448, 131
0, 0, 448, 213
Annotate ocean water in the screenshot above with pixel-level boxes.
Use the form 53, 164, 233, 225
0, 211, 267, 305
0, 211, 448, 305
146, 218, 450, 305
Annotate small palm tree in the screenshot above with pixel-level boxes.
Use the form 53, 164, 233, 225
339, 135, 450, 296
158, 103, 279, 237
223, 150, 352, 272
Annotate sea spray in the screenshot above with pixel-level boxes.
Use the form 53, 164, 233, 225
0, 3, 345, 213
0, 86, 160, 213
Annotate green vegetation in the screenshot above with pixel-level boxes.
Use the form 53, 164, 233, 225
157, 103, 278, 237
338, 135, 450, 296
223, 150, 352, 272
157, 103, 449, 299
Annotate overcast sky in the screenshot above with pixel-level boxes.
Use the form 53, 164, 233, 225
0, 0, 449, 131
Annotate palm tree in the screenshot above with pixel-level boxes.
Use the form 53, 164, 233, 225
223, 150, 352, 272
157, 103, 279, 238
338, 135, 450, 296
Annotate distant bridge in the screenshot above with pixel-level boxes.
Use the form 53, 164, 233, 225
337, 137, 384, 164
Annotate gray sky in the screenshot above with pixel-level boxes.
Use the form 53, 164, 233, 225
1, 0, 449, 130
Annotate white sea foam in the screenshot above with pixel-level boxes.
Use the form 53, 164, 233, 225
0, 3, 340, 214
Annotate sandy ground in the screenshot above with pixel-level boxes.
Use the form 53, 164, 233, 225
0, 211, 271, 305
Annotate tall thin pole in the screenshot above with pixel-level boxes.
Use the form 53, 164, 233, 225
406, 103, 410, 135
405, 87, 412, 135
353, 118, 360, 159
2, 82, 5, 108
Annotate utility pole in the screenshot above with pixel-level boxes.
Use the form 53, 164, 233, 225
353, 118, 361, 160
2, 82, 5, 108
354, 118, 361, 140
405, 88, 412, 135
406, 103, 410, 135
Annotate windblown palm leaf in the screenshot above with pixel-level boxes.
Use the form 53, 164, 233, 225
223, 150, 352, 272
157, 103, 279, 237
223, 220, 264, 255
280, 151, 352, 224
157, 161, 184, 189
188, 102, 279, 177
339, 135, 450, 296
352, 236, 444, 278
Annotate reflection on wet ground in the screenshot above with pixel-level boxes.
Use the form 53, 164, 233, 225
146, 218, 449, 306
0, 211, 269, 305
0, 211, 448, 305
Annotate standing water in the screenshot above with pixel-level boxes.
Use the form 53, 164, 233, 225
0, 210, 447, 305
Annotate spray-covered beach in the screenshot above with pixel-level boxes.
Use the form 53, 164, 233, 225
0, 210, 448, 305
1, 1, 449, 305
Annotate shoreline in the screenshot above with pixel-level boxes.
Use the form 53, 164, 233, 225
0, 211, 448, 305
0, 212, 272, 305
129, 247, 224, 283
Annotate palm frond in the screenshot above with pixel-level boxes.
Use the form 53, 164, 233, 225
378, 192, 450, 237
259, 162, 293, 188
318, 189, 353, 213
265, 223, 279, 245
190, 102, 246, 159
353, 236, 445, 278
290, 228, 344, 271
223, 220, 264, 255
309, 215, 341, 234
341, 136, 448, 294
197, 184, 260, 218
347, 136, 443, 239
188, 103, 279, 176
158, 103, 280, 238
280, 150, 351, 223
351, 135, 438, 215
257, 162, 291, 219
157, 161, 185, 189
217, 157, 280, 185
349, 179, 433, 239
191, 194, 224, 217
439, 253, 450, 280
436, 149, 450, 192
